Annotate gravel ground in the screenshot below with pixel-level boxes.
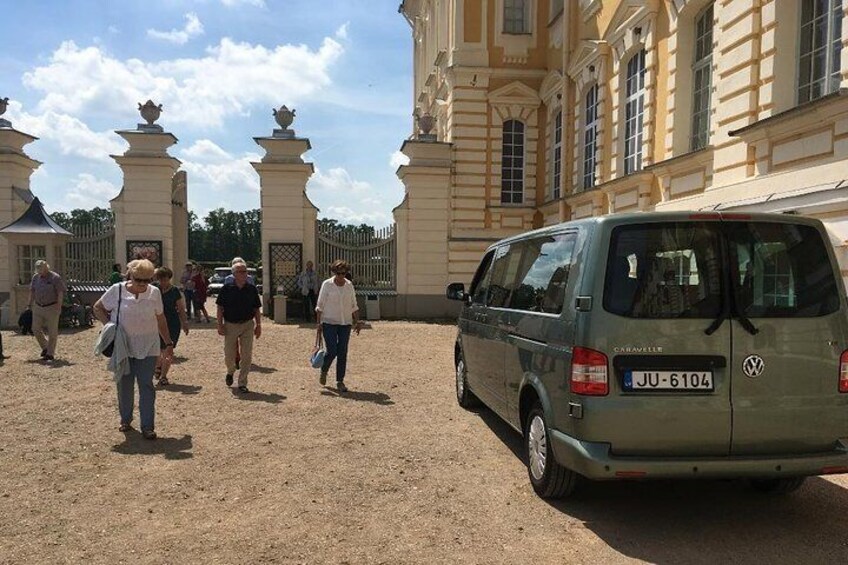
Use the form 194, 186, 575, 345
1, 311, 847, 564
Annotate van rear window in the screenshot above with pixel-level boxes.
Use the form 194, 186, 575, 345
604, 223, 723, 318
604, 221, 841, 319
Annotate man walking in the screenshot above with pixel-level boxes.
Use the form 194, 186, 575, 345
180, 262, 195, 320
28, 260, 66, 361
216, 260, 262, 393
297, 261, 321, 322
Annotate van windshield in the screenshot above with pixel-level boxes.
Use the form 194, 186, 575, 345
604, 221, 840, 319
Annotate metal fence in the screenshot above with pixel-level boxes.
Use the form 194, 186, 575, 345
316, 225, 397, 292
65, 221, 115, 283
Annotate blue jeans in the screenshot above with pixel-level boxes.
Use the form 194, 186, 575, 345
117, 356, 158, 431
321, 324, 352, 382
184, 289, 195, 318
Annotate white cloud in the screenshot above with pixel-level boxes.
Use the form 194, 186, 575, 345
336, 23, 349, 40
7, 100, 125, 162
178, 139, 261, 196
147, 13, 204, 45
23, 37, 344, 128
307, 167, 392, 226
221, 0, 266, 6
61, 173, 119, 210
389, 150, 409, 170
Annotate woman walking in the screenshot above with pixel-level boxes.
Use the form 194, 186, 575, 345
94, 259, 173, 440
154, 267, 189, 386
191, 265, 211, 323
315, 260, 363, 393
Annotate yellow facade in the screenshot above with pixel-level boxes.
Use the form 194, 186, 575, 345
399, 0, 848, 285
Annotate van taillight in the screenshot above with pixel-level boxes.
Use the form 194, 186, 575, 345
571, 347, 609, 396
839, 350, 848, 393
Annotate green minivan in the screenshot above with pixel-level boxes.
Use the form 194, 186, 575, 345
447, 212, 848, 498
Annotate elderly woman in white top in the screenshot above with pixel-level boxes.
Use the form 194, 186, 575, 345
94, 259, 174, 440
315, 259, 363, 393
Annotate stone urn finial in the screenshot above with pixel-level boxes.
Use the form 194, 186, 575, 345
417, 112, 436, 140
138, 100, 163, 126
273, 105, 296, 129
0, 97, 8, 116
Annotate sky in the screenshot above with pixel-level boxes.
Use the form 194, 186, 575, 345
0, 0, 413, 227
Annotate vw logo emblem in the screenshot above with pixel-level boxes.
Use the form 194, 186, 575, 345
742, 355, 765, 378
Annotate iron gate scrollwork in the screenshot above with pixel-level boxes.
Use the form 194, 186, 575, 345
126, 240, 163, 266
269, 243, 302, 298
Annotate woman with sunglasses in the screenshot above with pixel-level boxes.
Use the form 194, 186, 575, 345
315, 259, 363, 393
94, 259, 173, 440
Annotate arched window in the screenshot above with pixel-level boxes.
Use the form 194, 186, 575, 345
501, 120, 525, 204
624, 49, 646, 174
691, 3, 713, 151
583, 84, 599, 189
504, 0, 529, 34
551, 110, 563, 199
798, 0, 843, 103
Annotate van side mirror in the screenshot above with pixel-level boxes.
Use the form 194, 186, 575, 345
446, 282, 467, 302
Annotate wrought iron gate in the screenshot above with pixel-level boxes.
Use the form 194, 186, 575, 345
268, 243, 302, 296
65, 221, 116, 283
315, 224, 396, 292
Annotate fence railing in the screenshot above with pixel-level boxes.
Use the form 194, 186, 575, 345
65, 221, 115, 283
316, 225, 397, 292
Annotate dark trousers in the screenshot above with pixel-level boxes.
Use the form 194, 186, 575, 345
303, 291, 317, 321
0, 332, 5, 358
321, 324, 352, 382
184, 289, 195, 318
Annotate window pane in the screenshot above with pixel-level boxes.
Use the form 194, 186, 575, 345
470, 251, 495, 304
509, 234, 577, 313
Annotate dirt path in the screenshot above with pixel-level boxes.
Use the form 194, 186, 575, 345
1, 319, 847, 564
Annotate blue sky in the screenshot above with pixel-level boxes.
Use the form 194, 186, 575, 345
0, 0, 412, 227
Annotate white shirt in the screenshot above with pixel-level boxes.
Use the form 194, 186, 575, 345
100, 282, 164, 359
315, 277, 358, 325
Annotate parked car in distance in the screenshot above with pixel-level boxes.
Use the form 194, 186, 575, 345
448, 211, 848, 499
208, 266, 260, 295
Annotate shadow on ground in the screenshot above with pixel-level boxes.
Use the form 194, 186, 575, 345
158, 383, 203, 395
475, 404, 848, 564
229, 388, 285, 404
320, 388, 394, 406
111, 433, 193, 460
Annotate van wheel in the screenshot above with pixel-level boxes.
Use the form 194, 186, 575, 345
455, 355, 480, 409
748, 477, 806, 494
525, 403, 578, 498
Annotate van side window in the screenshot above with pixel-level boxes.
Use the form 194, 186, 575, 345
469, 251, 495, 304
509, 233, 577, 314
730, 223, 839, 317
487, 244, 523, 308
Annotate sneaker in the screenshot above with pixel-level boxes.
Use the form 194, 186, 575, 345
40, 349, 47, 358
142, 430, 157, 440
319, 370, 328, 386
225, 373, 234, 386
238, 385, 249, 394
336, 381, 348, 393
43, 354, 55, 362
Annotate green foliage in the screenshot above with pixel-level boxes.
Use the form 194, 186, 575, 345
51, 207, 114, 232
188, 208, 262, 263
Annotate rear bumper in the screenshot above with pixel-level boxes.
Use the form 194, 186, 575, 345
549, 430, 848, 480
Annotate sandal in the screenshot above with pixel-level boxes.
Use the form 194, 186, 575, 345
119, 423, 133, 432
158, 376, 170, 386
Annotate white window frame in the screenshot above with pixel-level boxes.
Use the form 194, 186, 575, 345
583, 84, 600, 189
501, 119, 526, 204
18, 245, 46, 285
550, 110, 563, 199
624, 49, 646, 175
549, 0, 564, 22
691, 3, 713, 151
798, 0, 843, 104
504, 0, 531, 34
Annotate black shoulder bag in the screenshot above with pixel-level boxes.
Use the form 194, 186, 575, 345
103, 283, 123, 358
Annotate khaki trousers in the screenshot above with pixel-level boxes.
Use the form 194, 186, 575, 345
224, 320, 254, 386
32, 303, 61, 356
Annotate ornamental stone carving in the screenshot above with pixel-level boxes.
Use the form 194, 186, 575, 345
138, 100, 163, 125
0, 97, 10, 128
273, 105, 296, 129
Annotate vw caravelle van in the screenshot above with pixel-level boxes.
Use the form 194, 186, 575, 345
447, 212, 848, 498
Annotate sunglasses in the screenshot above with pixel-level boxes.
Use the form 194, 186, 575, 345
133, 277, 152, 283
233, 269, 248, 274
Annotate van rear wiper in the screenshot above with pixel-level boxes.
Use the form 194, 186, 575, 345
735, 311, 759, 335
704, 314, 725, 335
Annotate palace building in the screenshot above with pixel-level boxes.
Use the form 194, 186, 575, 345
398, 0, 848, 288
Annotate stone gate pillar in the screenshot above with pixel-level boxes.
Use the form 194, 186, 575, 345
393, 138, 453, 318
0, 99, 41, 317
110, 101, 186, 270
251, 107, 317, 315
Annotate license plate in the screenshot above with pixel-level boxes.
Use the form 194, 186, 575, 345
624, 371, 714, 391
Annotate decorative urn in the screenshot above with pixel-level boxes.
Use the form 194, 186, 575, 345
273, 106, 296, 129
417, 113, 436, 139
138, 100, 163, 125
0, 97, 8, 116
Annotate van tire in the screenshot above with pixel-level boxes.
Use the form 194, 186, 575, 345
525, 403, 578, 498
455, 354, 480, 409
748, 477, 806, 494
